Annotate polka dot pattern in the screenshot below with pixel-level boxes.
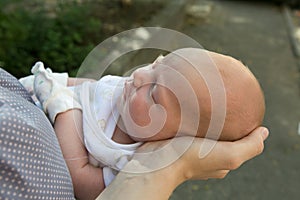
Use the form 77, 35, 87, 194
0, 69, 34, 104
0, 70, 75, 199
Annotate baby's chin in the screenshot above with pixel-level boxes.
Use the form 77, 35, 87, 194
127, 134, 156, 142
127, 132, 168, 142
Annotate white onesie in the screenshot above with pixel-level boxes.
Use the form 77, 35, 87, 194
75, 75, 142, 186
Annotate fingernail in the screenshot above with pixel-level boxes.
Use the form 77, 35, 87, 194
261, 127, 269, 139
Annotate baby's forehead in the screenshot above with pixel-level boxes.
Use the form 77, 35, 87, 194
154, 63, 206, 104
163, 49, 249, 78
158, 49, 237, 99
162, 49, 213, 71
158, 52, 207, 80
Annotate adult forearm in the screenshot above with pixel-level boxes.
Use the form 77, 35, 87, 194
97, 159, 186, 200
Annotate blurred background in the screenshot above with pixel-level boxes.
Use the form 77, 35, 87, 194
0, 0, 166, 77
1, 0, 300, 199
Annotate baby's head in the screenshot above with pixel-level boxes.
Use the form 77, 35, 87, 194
118, 48, 265, 142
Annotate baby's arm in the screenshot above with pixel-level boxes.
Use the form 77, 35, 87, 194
54, 109, 105, 200
67, 77, 96, 86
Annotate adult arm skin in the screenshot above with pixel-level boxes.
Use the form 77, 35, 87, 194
96, 127, 269, 200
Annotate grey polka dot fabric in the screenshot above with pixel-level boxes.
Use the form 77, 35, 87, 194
0, 69, 75, 199
0, 69, 34, 104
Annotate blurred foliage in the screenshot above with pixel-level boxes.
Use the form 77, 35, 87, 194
0, 0, 102, 77
243, 0, 300, 7
0, 0, 163, 77
274, 0, 300, 7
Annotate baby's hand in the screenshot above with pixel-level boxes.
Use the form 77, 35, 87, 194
19, 74, 35, 95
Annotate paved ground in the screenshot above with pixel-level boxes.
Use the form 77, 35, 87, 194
168, 0, 300, 199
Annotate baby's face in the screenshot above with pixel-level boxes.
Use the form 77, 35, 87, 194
117, 55, 185, 142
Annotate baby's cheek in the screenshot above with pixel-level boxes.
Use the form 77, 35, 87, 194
129, 95, 151, 127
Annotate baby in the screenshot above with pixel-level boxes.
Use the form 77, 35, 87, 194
21, 48, 265, 199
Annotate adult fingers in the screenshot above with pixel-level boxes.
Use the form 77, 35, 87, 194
221, 127, 269, 170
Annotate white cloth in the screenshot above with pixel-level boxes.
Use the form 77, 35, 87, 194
75, 75, 142, 186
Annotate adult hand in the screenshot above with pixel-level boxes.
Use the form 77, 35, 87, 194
131, 126, 269, 181
179, 126, 269, 180
97, 126, 269, 200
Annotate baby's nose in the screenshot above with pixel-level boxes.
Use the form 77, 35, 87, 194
132, 66, 153, 88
